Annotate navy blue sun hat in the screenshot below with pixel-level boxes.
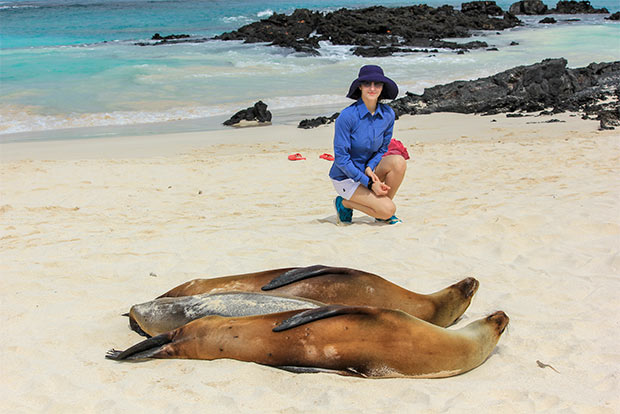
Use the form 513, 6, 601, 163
346, 65, 399, 100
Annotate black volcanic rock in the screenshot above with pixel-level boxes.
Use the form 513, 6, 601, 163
223, 101, 272, 127
509, 0, 609, 14
152, 33, 190, 41
136, 33, 208, 46
301, 60, 620, 128
461, 1, 504, 15
509, 0, 548, 15
551, 1, 609, 13
387, 59, 620, 124
607, 12, 620, 20
539, 17, 557, 23
352, 39, 487, 56
214, 3, 521, 56
298, 113, 340, 129
352, 46, 441, 57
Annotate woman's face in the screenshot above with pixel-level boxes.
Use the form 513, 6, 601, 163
359, 81, 383, 101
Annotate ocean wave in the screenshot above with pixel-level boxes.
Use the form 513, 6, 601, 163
0, 105, 228, 135
0, 4, 39, 9
257, 9, 274, 18
222, 15, 252, 24
266, 94, 346, 110
0, 95, 347, 135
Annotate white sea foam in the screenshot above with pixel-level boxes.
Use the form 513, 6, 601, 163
0, 4, 39, 9
0, 94, 347, 135
0, 105, 231, 135
257, 9, 274, 18
222, 15, 252, 24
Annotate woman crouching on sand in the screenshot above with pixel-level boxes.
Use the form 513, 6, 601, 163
329, 65, 406, 225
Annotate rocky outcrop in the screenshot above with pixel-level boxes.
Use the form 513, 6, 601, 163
552, 1, 609, 14
508, 0, 548, 15
352, 46, 437, 58
135, 33, 199, 46
606, 12, 620, 20
296, 60, 620, 129
387, 59, 620, 129
152, 33, 190, 41
223, 101, 272, 127
509, 0, 609, 14
352, 40, 489, 57
461, 1, 505, 15
298, 113, 340, 129
214, 3, 521, 56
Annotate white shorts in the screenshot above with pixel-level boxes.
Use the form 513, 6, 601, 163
331, 178, 361, 200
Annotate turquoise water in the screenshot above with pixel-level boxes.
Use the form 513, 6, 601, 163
1, 0, 619, 139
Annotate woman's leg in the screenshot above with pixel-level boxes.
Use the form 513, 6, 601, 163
342, 187, 395, 220
340, 155, 406, 220
374, 155, 407, 200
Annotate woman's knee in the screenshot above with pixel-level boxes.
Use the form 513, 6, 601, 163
375, 199, 396, 220
378, 155, 407, 177
392, 155, 407, 176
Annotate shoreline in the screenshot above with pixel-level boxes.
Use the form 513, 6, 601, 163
0, 111, 609, 161
0, 102, 347, 145
3, 53, 619, 142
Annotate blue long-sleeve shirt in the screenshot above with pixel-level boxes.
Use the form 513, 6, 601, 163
328, 99, 395, 187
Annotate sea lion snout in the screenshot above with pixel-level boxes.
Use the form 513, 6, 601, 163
486, 311, 509, 335
454, 277, 479, 299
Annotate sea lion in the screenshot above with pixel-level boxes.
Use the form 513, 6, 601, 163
107, 305, 509, 378
158, 265, 479, 327
128, 291, 324, 337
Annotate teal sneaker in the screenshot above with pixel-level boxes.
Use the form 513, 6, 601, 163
376, 215, 402, 225
333, 196, 353, 223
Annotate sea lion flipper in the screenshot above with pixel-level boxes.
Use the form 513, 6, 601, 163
261, 265, 350, 291
273, 305, 376, 332
105, 333, 172, 361
275, 365, 367, 377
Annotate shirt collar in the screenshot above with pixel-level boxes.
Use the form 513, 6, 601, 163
355, 99, 384, 119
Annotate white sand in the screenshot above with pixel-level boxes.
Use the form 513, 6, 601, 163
1, 113, 619, 413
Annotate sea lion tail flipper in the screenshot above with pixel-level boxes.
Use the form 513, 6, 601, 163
262, 265, 350, 291
273, 305, 377, 332
105, 333, 172, 361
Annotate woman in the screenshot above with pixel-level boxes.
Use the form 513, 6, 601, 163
329, 65, 407, 224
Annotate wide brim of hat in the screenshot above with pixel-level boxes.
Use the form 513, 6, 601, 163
346, 73, 398, 100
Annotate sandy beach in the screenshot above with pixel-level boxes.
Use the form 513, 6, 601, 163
1, 112, 619, 412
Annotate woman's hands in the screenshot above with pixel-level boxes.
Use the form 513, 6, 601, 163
365, 167, 390, 196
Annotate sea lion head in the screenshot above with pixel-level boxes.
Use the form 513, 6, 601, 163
486, 310, 509, 336
428, 277, 480, 327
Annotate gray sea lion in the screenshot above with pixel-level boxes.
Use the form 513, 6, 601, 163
128, 291, 324, 337
158, 265, 479, 327
107, 305, 509, 378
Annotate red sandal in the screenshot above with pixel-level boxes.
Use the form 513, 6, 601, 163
288, 153, 306, 161
319, 153, 334, 161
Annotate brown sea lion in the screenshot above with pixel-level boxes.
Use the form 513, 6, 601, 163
158, 265, 479, 327
128, 292, 324, 337
107, 305, 509, 378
